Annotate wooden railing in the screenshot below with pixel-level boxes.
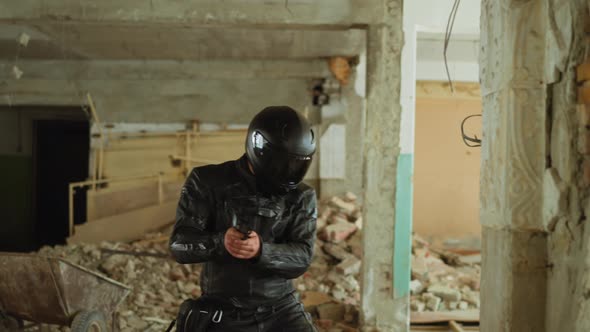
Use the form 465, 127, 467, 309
68, 173, 166, 237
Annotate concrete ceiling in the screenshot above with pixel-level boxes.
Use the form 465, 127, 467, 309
0, 22, 366, 60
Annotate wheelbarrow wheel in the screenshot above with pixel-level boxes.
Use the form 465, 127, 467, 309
71, 310, 107, 332
0, 313, 23, 331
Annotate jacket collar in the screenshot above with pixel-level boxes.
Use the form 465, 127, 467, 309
236, 154, 257, 192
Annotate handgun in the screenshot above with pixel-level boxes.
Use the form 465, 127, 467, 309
231, 212, 258, 240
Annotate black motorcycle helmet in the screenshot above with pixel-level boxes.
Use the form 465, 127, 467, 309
245, 106, 316, 193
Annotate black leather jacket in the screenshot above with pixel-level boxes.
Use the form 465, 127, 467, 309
169, 155, 317, 308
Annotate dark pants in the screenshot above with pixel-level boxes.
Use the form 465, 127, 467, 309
205, 293, 317, 332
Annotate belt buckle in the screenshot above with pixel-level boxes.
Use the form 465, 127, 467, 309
212, 310, 223, 323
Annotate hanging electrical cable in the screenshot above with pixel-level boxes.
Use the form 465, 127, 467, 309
444, 0, 461, 93
461, 114, 482, 147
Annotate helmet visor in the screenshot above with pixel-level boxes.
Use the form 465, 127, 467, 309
252, 131, 313, 186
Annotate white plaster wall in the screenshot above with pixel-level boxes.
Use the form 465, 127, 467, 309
406, 0, 480, 35
402, 0, 481, 153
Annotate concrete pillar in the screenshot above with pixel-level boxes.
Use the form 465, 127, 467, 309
360, 0, 405, 330
319, 68, 366, 199
479, 0, 586, 331
479, 1, 548, 331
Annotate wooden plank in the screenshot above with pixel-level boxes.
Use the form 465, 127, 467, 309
449, 320, 465, 332
410, 310, 479, 324
411, 327, 479, 332
68, 201, 176, 244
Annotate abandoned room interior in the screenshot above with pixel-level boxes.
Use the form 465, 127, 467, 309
0, 0, 589, 331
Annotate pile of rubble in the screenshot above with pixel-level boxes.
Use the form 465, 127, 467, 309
294, 192, 363, 331
34, 191, 480, 331
409, 235, 481, 313
39, 233, 195, 331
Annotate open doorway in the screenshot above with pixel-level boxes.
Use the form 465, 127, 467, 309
413, 92, 481, 248
33, 119, 89, 247
0, 106, 89, 251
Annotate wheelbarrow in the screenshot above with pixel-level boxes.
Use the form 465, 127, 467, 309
0, 253, 131, 331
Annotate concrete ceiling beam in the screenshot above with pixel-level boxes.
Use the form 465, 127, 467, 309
0, 0, 382, 27
0, 59, 332, 80
0, 23, 366, 60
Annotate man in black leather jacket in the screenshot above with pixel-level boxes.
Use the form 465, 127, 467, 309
169, 106, 318, 331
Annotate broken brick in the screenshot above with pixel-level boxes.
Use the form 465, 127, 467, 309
323, 243, 351, 261
321, 221, 357, 243
329, 196, 357, 215
579, 130, 590, 154
335, 322, 358, 332
317, 303, 346, 321
579, 82, 590, 104
577, 61, 590, 82
336, 257, 361, 275
343, 192, 357, 202
315, 319, 334, 329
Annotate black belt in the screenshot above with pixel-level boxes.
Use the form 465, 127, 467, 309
217, 292, 298, 320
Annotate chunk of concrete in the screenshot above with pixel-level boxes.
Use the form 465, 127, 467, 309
321, 221, 357, 243
410, 279, 425, 294
462, 290, 480, 308
410, 298, 426, 312
343, 192, 357, 202
445, 301, 458, 310
422, 293, 442, 311
427, 284, 462, 302
329, 196, 357, 215
411, 254, 429, 281
336, 256, 361, 275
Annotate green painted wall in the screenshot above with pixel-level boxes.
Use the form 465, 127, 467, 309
0, 154, 34, 251
394, 153, 414, 298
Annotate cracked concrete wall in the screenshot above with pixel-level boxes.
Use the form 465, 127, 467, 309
545, 1, 590, 331
480, 0, 590, 331
361, 0, 405, 330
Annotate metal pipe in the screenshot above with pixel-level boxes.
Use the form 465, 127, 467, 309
68, 184, 74, 236
157, 173, 164, 204
91, 149, 98, 191
87, 93, 105, 188
185, 130, 191, 175
70, 173, 162, 190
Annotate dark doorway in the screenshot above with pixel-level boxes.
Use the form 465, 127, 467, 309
33, 120, 89, 247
